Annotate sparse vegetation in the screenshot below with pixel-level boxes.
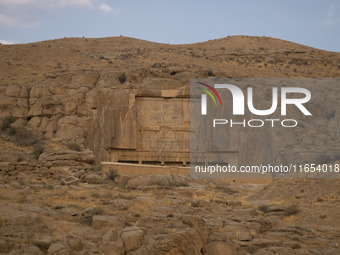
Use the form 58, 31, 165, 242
289, 58, 307, 66
155, 180, 190, 187
152, 62, 162, 68
284, 205, 299, 216
215, 185, 237, 194
69, 204, 83, 210
14, 127, 38, 146
8, 126, 17, 135
105, 168, 119, 181
258, 204, 270, 213
120, 53, 132, 60
66, 142, 83, 151
1, 120, 40, 146
32, 186, 41, 193
115, 194, 137, 200
17, 154, 24, 162
118, 73, 127, 84
45, 184, 54, 190
207, 70, 214, 76
162, 68, 170, 74
1, 115, 16, 131
93, 207, 104, 215
90, 164, 103, 172
169, 181, 189, 187
91, 193, 101, 199
102, 192, 113, 199
33, 143, 44, 160
315, 197, 324, 202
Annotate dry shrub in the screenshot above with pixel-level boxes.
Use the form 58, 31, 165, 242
105, 168, 119, 181
284, 205, 299, 216
1, 116, 16, 131
66, 142, 83, 151
33, 144, 44, 160
15, 127, 38, 146
118, 74, 126, 84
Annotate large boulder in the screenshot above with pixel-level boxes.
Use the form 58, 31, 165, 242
33, 236, 56, 252
126, 176, 150, 189
121, 227, 144, 252
85, 173, 103, 184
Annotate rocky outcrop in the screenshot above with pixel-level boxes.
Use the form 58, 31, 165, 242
1, 36, 339, 166
0, 175, 339, 254
0, 142, 95, 181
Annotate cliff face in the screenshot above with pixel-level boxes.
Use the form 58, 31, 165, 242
0, 36, 339, 164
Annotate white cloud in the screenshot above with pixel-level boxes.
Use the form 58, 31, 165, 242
98, 4, 120, 14
0, 0, 32, 4
0, 0, 93, 7
0, 0, 121, 28
0, 0, 122, 12
0, 13, 38, 27
0, 39, 16, 44
52, 0, 93, 7
324, 3, 340, 26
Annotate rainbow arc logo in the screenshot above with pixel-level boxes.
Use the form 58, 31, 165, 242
196, 82, 222, 115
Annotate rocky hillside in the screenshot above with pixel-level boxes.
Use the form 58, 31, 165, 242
1, 174, 340, 254
0, 36, 339, 164
0, 36, 340, 255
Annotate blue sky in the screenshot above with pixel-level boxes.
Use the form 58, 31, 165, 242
0, 0, 339, 52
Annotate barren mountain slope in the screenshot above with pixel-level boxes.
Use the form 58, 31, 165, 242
1, 36, 339, 85
1, 36, 339, 159
0, 36, 339, 255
